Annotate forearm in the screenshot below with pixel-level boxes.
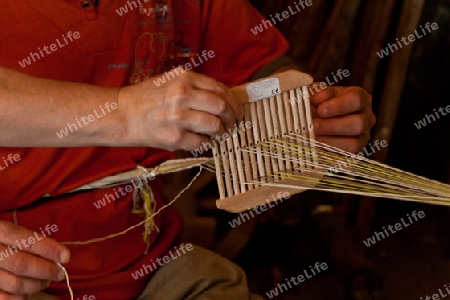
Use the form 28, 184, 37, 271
0, 66, 126, 147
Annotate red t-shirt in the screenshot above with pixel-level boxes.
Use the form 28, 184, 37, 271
0, 0, 288, 299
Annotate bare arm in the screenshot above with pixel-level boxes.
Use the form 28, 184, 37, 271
0, 66, 124, 147
0, 66, 243, 149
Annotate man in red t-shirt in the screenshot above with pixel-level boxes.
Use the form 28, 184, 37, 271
0, 0, 375, 299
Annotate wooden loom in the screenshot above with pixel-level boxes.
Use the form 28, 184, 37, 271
212, 70, 320, 212
211, 70, 450, 213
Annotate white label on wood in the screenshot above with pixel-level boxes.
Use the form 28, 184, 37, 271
246, 78, 281, 102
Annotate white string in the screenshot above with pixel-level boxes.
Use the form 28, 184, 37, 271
56, 263, 73, 300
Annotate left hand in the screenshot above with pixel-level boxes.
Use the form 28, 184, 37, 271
310, 84, 376, 153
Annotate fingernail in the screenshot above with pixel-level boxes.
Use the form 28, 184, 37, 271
59, 249, 70, 263
322, 107, 329, 117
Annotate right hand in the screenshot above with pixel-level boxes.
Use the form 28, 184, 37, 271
118, 68, 244, 151
0, 221, 70, 299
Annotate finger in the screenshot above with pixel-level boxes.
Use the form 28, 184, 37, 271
176, 130, 211, 152
175, 110, 226, 138
0, 269, 48, 296
0, 245, 64, 282
313, 114, 370, 136
316, 135, 370, 154
0, 290, 26, 300
187, 73, 244, 119
0, 222, 70, 264
309, 84, 337, 106
187, 89, 236, 131
315, 87, 370, 118
222, 86, 245, 120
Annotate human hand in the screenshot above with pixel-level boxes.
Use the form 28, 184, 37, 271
118, 68, 244, 151
310, 85, 376, 153
0, 221, 70, 299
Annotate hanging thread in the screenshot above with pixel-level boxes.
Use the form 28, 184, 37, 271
56, 167, 204, 299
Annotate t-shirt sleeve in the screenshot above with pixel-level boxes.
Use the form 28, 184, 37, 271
196, 0, 290, 87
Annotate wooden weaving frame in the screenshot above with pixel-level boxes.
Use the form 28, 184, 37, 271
212, 70, 322, 213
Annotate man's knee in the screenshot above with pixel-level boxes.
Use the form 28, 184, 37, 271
178, 245, 247, 286
137, 245, 255, 300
